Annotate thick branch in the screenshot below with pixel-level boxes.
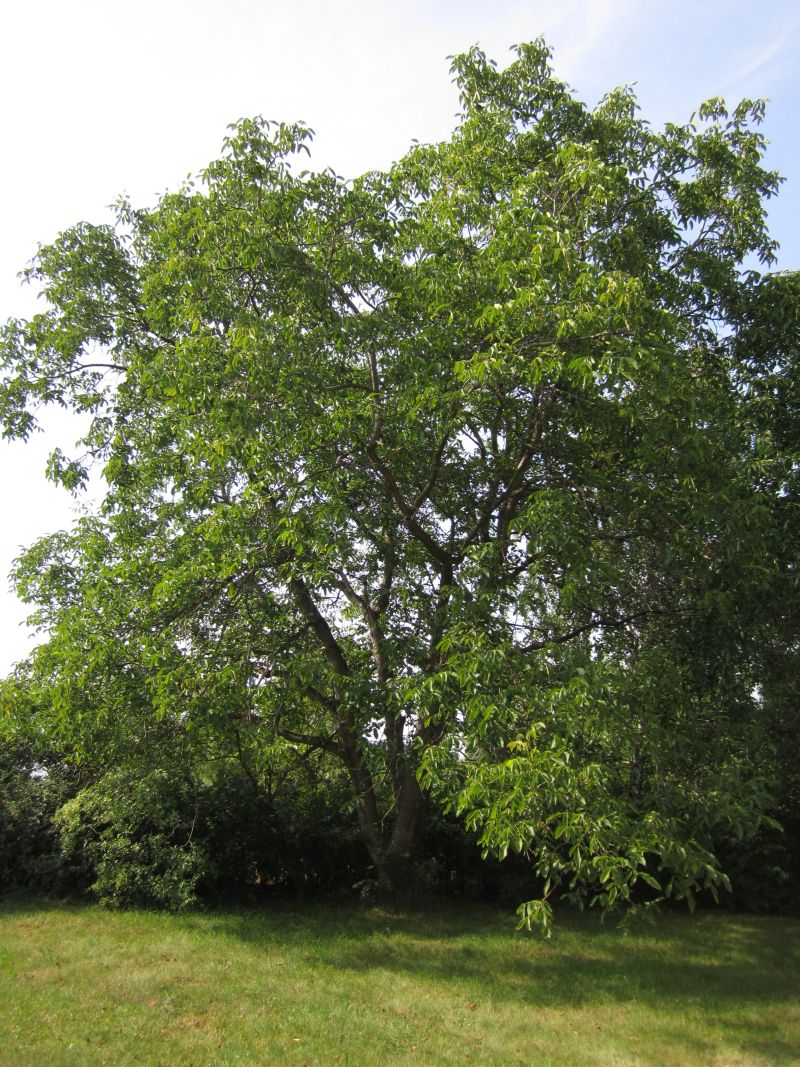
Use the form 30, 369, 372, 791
276, 724, 344, 759
288, 576, 349, 676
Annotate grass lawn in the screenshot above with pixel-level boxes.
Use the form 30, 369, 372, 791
0, 899, 798, 1066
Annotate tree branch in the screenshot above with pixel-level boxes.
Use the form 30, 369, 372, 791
276, 724, 344, 758
366, 443, 454, 568
521, 608, 675, 652
288, 576, 349, 676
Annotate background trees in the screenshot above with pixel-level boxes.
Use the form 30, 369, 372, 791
1, 42, 796, 922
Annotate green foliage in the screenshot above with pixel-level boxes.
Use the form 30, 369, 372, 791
0, 739, 80, 894
1, 39, 797, 920
52, 753, 373, 909
419, 641, 778, 933
56, 769, 209, 910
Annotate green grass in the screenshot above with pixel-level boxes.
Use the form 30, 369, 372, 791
0, 899, 798, 1066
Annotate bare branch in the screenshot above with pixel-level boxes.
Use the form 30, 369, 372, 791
521, 608, 675, 652
365, 442, 454, 569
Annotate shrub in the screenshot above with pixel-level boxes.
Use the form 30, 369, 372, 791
56, 769, 208, 909
0, 740, 79, 894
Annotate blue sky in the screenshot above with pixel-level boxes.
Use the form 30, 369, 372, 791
0, 0, 798, 673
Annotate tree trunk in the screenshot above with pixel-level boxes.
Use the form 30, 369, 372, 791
390, 767, 426, 858
379, 768, 428, 897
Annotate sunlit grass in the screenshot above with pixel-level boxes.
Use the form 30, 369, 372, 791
0, 899, 798, 1065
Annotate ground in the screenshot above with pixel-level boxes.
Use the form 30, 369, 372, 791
1, 900, 798, 1065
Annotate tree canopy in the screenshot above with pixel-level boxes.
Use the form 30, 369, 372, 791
2, 41, 797, 928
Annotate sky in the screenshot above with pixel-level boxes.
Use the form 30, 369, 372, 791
1, 0, 798, 675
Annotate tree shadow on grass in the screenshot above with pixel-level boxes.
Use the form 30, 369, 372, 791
201, 902, 800, 1062
0, 894, 88, 919
4, 897, 799, 1063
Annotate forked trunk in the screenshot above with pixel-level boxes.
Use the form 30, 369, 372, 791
348, 759, 428, 893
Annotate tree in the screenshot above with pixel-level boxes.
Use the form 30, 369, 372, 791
0, 42, 793, 917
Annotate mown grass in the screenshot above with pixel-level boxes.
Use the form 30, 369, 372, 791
0, 899, 798, 1066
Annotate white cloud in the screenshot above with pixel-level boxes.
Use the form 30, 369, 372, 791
542, 0, 638, 84
722, 14, 800, 93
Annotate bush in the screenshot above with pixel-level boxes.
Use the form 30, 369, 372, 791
0, 740, 79, 894
54, 755, 372, 909
56, 769, 209, 909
